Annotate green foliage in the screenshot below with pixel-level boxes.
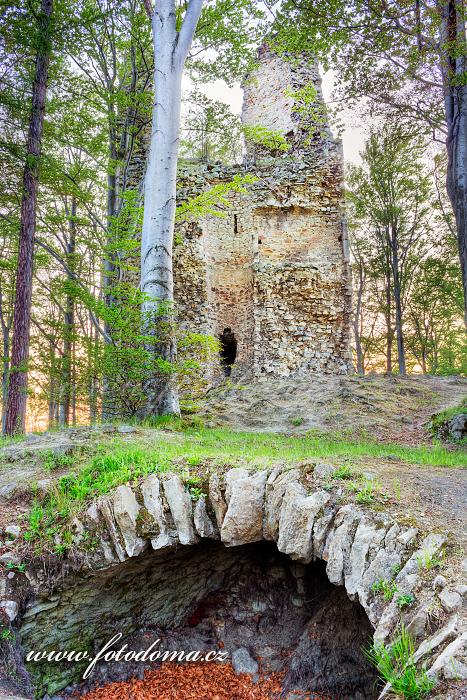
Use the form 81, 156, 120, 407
347, 123, 463, 375
430, 398, 467, 433
372, 578, 398, 602
284, 83, 337, 140
176, 174, 257, 222
42, 451, 74, 472
58, 449, 171, 502
0, 626, 14, 642
183, 474, 205, 501
290, 416, 304, 427
365, 627, 435, 700
5, 561, 26, 573
396, 594, 415, 609
355, 483, 375, 504
416, 549, 443, 571
180, 91, 243, 163
331, 464, 353, 480
243, 124, 291, 154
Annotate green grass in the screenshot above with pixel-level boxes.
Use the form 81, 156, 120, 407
372, 577, 398, 602
143, 425, 466, 468
365, 627, 435, 699
19, 422, 465, 552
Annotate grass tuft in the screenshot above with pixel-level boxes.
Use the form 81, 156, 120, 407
365, 627, 435, 699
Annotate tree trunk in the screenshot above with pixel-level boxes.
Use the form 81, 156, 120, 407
1, 333, 9, 433
4, 0, 53, 435
59, 198, 76, 427
48, 341, 57, 429
440, 0, 467, 326
353, 267, 365, 374
88, 322, 99, 424
390, 224, 407, 375
140, 0, 203, 417
384, 272, 393, 373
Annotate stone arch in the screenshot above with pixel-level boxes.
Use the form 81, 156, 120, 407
6, 467, 465, 699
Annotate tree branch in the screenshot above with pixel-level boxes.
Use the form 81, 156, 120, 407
177, 0, 204, 62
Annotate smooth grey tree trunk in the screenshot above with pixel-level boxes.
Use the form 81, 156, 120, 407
440, 0, 467, 326
140, 0, 204, 417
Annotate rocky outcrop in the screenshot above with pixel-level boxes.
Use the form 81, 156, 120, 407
434, 412, 467, 442
1, 464, 466, 698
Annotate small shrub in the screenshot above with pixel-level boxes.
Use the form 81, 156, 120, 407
0, 627, 13, 642
5, 562, 26, 573
372, 578, 398, 602
331, 464, 353, 480
356, 483, 374, 504
396, 594, 415, 609
243, 124, 291, 153
365, 627, 435, 699
417, 549, 443, 570
183, 474, 205, 501
290, 417, 304, 427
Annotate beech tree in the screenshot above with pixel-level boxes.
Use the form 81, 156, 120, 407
139, 0, 264, 416
139, 0, 204, 417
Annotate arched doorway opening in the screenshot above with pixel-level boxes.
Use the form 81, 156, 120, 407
219, 328, 237, 376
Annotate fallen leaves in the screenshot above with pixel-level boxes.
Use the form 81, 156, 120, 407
78, 662, 333, 700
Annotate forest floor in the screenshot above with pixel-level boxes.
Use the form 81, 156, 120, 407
198, 372, 466, 444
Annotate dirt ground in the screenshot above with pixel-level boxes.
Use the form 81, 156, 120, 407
200, 373, 467, 444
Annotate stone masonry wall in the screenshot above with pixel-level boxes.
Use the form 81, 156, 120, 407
172, 46, 352, 378
124, 44, 353, 379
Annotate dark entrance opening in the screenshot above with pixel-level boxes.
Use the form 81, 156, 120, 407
219, 327, 237, 376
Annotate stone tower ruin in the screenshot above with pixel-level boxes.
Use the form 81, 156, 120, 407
172, 45, 353, 378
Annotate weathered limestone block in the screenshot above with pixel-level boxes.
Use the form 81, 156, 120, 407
438, 588, 462, 613
413, 614, 460, 664
396, 533, 446, 579
312, 501, 337, 559
221, 469, 268, 547
360, 524, 409, 612
396, 527, 418, 548
0, 598, 18, 621
112, 485, 147, 558
345, 517, 387, 601
84, 503, 116, 564
193, 496, 218, 539
325, 505, 362, 586
373, 571, 421, 642
277, 483, 331, 563
263, 466, 301, 541
98, 495, 127, 562
224, 468, 250, 504
208, 473, 227, 528
163, 475, 198, 546
141, 474, 175, 550
428, 630, 467, 681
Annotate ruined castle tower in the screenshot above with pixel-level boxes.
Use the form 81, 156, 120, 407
173, 45, 353, 378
